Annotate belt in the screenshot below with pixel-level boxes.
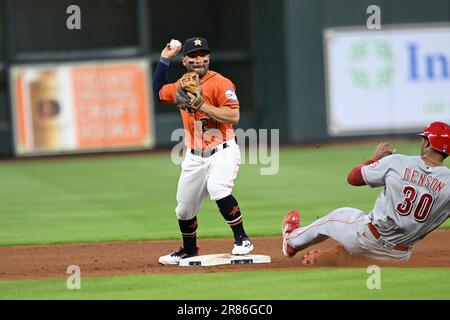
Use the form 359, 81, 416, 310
367, 223, 410, 252
190, 142, 228, 158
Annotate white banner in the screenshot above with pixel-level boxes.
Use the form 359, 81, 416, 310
324, 24, 450, 136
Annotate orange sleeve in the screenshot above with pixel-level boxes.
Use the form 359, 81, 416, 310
159, 82, 178, 104
215, 78, 240, 109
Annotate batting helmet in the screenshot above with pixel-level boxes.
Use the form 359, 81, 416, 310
419, 121, 450, 155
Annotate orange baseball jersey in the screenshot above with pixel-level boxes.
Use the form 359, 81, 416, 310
159, 71, 239, 150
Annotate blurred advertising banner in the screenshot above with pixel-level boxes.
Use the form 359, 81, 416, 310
324, 23, 450, 136
10, 59, 154, 156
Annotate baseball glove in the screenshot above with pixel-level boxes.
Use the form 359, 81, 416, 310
175, 72, 205, 113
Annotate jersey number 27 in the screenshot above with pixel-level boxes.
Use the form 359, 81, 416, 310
395, 185, 434, 223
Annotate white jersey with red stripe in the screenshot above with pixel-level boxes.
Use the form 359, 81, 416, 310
286, 154, 449, 262
362, 154, 450, 246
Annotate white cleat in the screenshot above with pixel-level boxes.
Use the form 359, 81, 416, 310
232, 238, 254, 255
158, 247, 198, 265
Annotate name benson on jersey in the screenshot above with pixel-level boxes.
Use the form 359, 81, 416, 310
402, 167, 446, 193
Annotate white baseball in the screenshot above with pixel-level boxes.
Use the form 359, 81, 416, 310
169, 39, 182, 50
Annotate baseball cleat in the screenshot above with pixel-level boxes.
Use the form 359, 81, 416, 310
231, 237, 254, 255
281, 210, 300, 258
158, 247, 199, 265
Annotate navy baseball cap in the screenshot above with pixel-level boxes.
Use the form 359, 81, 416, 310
182, 37, 211, 56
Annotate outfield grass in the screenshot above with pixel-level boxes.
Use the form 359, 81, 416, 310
1, 140, 449, 300
0, 140, 449, 245
1, 268, 449, 300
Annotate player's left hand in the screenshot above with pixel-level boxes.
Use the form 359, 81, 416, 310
372, 143, 396, 160
175, 72, 205, 113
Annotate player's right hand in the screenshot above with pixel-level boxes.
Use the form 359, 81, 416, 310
161, 43, 181, 60
372, 142, 396, 160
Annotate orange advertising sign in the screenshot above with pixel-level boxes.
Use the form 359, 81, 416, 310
10, 59, 154, 155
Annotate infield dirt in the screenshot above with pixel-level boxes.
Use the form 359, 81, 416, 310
1, 229, 449, 280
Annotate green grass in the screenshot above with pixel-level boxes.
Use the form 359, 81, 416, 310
0, 140, 449, 245
1, 139, 449, 300
1, 268, 449, 299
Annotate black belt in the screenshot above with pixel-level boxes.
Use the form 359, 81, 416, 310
190, 142, 228, 158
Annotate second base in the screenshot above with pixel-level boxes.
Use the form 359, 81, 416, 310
179, 253, 271, 267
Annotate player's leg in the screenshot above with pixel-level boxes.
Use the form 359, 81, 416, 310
285, 207, 369, 257
175, 153, 209, 253
207, 139, 253, 255
158, 153, 208, 265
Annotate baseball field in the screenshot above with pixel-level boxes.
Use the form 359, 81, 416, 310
0, 139, 449, 300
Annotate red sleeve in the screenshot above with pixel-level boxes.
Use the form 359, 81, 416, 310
347, 158, 377, 186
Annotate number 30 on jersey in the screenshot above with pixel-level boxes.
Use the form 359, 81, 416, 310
395, 185, 434, 223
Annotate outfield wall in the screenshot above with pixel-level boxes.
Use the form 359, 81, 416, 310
0, 0, 449, 156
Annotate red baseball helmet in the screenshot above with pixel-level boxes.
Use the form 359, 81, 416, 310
419, 121, 450, 155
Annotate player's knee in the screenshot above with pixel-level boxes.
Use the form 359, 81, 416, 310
207, 183, 231, 201
175, 203, 197, 220
329, 207, 360, 216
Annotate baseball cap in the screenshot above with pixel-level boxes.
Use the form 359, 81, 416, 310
182, 37, 211, 56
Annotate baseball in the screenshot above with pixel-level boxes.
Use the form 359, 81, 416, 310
169, 39, 182, 50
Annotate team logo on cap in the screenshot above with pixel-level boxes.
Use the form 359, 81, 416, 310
225, 88, 238, 101
193, 38, 202, 46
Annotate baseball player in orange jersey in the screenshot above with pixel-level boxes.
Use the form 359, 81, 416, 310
282, 121, 450, 264
153, 37, 254, 265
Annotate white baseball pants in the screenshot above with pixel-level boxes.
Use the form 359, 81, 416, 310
175, 138, 240, 220
287, 207, 412, 261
